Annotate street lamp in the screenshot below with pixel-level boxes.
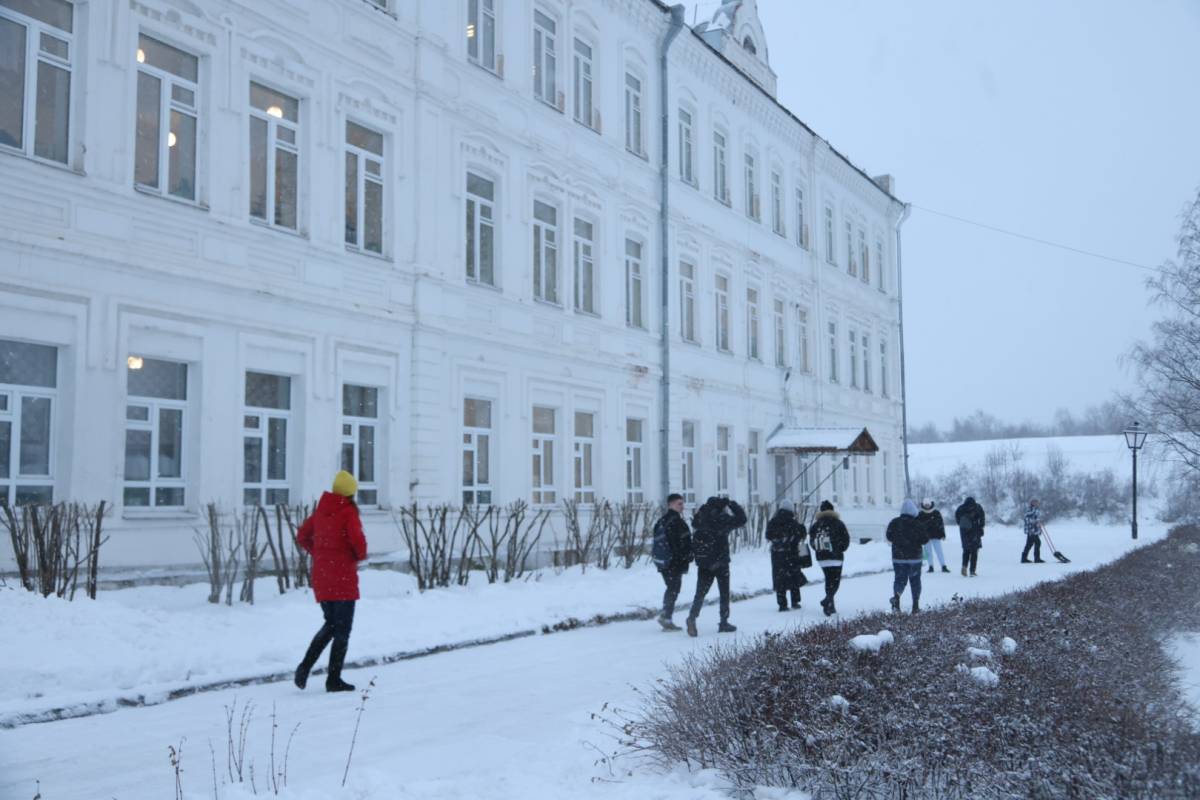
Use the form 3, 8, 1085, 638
1123, 422, 1148, 540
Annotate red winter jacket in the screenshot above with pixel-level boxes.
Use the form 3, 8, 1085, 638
297, 492, 368, 602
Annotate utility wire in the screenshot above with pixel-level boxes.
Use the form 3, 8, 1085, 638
910, 203, 1165, 274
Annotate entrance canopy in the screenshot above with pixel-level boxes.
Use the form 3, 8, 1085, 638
765, 426, 879, 455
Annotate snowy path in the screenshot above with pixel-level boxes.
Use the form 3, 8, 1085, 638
0, 524, 1165, 800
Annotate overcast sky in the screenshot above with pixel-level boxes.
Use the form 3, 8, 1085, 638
684, 0, 1200, 429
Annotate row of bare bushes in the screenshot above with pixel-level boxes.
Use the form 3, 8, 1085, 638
192, 503, 312, 605
1, 501, 108, 600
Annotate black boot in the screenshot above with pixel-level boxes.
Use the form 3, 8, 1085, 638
294, 628, 333, 690
912, 598, 920, 614
325, 638, 356, 693
890, 594, 900, 613
927, 565, 934, 573
718, 621, 737, 633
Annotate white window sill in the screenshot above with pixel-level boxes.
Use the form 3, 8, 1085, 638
469, 60, 503, 80
134, 183, 208, 211
249, 217, 308, 240
345, 244, 393, 264
626, 323, 649, 333
574, 308, 601, 319
681, 337, 701, 347
534, 297, 564, 310
122, 508, 199, 522
535, 97, 563, 114
626, 147, 648, 161
0, 144, 82, 175
467, 277, 503, 292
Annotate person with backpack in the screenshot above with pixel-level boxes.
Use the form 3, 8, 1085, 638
954, 496, 986, 577
918, 499, 949, 573
294, 470, 368, 693
809, 500, 850, 616
887, 499, 929, 614
1021, 498, 1046, 563
686, 496, 747, 636
651, 493, 693, 631
765, 500, 809, 611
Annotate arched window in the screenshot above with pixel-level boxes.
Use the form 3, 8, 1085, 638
742, 35, 757, 55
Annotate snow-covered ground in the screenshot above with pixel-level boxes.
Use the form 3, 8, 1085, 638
0, 521, 1166, 800
1168, 632, 1200, 730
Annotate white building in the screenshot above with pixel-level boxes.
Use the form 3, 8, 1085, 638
0, 0, 909, 570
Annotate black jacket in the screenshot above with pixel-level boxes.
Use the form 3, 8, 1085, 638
918, 509, 946, 541
655, 509, 693, 574
809, 509, 850, 563
955, 499, 986, 550
690, 498, 747, 571
886, 514, 929, 561
766, 509, 808, 588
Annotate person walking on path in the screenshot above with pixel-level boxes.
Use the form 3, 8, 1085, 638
686, 496, 747, 636
887, 499, 929, 614
809, 500, 850, 617
294, 470, 368, 693
1022, 499, 1046, 563
651, 493, 693, 631
955, 496, 986, 577
766, 500, 809, 611
918, 499, 949, 573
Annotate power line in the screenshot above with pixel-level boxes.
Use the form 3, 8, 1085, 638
910, 203, 1165, 274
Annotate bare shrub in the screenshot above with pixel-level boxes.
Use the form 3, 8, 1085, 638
613, 502, 649, 568
392, 503, 479, 591
0, 502, 109, 599
474, 501, 550, 583
278, 503, 312, 589
194, 504, 241, 606
560, 499, 604, 572
732, 502, 770, 553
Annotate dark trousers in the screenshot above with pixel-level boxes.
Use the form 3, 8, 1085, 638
1022, 535, 1042, 561
962, 547, 979, 573
821, 565, 843, 600
301, 600, 356, 682
689, 565, 731, 621
776, 587, 801, 609
892, 562, 922, 601
659, 569, 682, 619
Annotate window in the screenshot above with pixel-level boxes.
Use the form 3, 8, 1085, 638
680, 420, 696, 504
624, 72, 642, 155
742, 35, 756, 55
531, 405, 556, 506
467, 0, 497, 73
341, 384, 379, 506
796, 307, 811, 373
625, 238, 644, 329
824, 205, 835, 264
882, 451, 892, 505
880, 338, 890, 398
573, 217, 595, 314
679, 261, 697, 342
845, 220, 856, 276
572, 410, 595, 503
744, 152, 759, 220
746, 287, 760, 360
861, 333, 871, 393
852, 456, 861, 505
532, 10, 557, 107
345, 121, 384, 255
572, 38, 594, 128
124, 357, 187, 508
462, 397, 492, 505
859, 228, 869, 284
715, 425, 730, 497
248, 82, 299, 230
771, 170, 784, 235
773, 299, 786, 368
243, 371, 291, 506
865, 453, 874, 503
748, 431, 761, 505
849, 330, 859, 389
466, 172, 496, 285
134, 35, 198, 201
0, 0, 72, 163
831, 455, 842, 504
714, 274, 730, 352
0, 339, 56, 506
625, 418, 644, 503
876, 240, 886, 292
773, 454, 789, 504
827, 321, 839, 383
796, 187, 808, 249
678, 108, 694, 184
533, 200, 559, 303
712, 130, 728, 203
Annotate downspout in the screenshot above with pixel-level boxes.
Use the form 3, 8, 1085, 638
658, 5, 686, 499
895, 202, 913, 497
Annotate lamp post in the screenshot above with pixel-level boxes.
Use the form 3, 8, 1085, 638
1123, 422, 1148, 540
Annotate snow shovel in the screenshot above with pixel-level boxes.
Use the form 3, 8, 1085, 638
1040, 525, 1071, 563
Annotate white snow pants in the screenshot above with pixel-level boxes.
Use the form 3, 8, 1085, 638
923, 538, 946, 568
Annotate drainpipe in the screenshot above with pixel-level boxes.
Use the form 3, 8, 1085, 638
658, 4, 686, 500
895, 202, 913, 498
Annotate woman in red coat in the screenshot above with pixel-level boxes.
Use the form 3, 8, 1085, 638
293, 470, 368, 693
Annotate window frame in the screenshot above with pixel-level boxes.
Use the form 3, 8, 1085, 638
531, 405, 557, 507
0, 341, 58, 507
746, 286, 761, 361
679, 260, 697, 343
344, 119, 385, 256
715, 424, 731, 497
0, 1, 74, 166
796, 187, 808, 249
845, 219, 856, 277
747, 430, 761, 506
247, 80, 301, 232
572, 215, 597, 315
796, 306, 811, 374
623, 71, 643, 156
572, 409, 596, 504
123, 358, 189, 510
858, 227, 869, 284
861, 333, 871, 393
770, 169, 785, 236
849, 329, 859, 389
532, 9, 559, 109
773, 298, 786, 368
625, 237, 646, 330
677, 107, 695, 185
341, 383, 381, 507
827, 320, 839, 384
712, 129, 728, 204
242, 371, 292, 507
572, 36, 595, 130
461, 396, 493, 505
624, 417, 644, 504
134, 33, 200, 202
744, 151, 759, 221
532, 199, 560, 305
880, 338, 890, 398
465, 170, 497, 286
680, 419, 696, 505
824, 204, 836, 265
466, 0, 498, 74
714, 273, 731, 353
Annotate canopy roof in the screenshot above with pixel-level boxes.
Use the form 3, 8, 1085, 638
766, 427, 879, 455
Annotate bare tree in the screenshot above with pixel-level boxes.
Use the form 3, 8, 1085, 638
1127, 187, 1200, 470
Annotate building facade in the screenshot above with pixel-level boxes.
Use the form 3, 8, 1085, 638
0, 0, 908, 569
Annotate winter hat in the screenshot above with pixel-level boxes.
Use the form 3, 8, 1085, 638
332, 470, 358, 497
965, 496, 976, 504
920, 498, 934, 511
779, 500, 795, 513
819, 500, 834, 512
900, 498, 919, 518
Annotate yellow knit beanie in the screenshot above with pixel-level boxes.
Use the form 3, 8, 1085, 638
332, 470, 358, 497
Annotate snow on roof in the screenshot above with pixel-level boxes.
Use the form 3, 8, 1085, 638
766, 427, 879, 454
